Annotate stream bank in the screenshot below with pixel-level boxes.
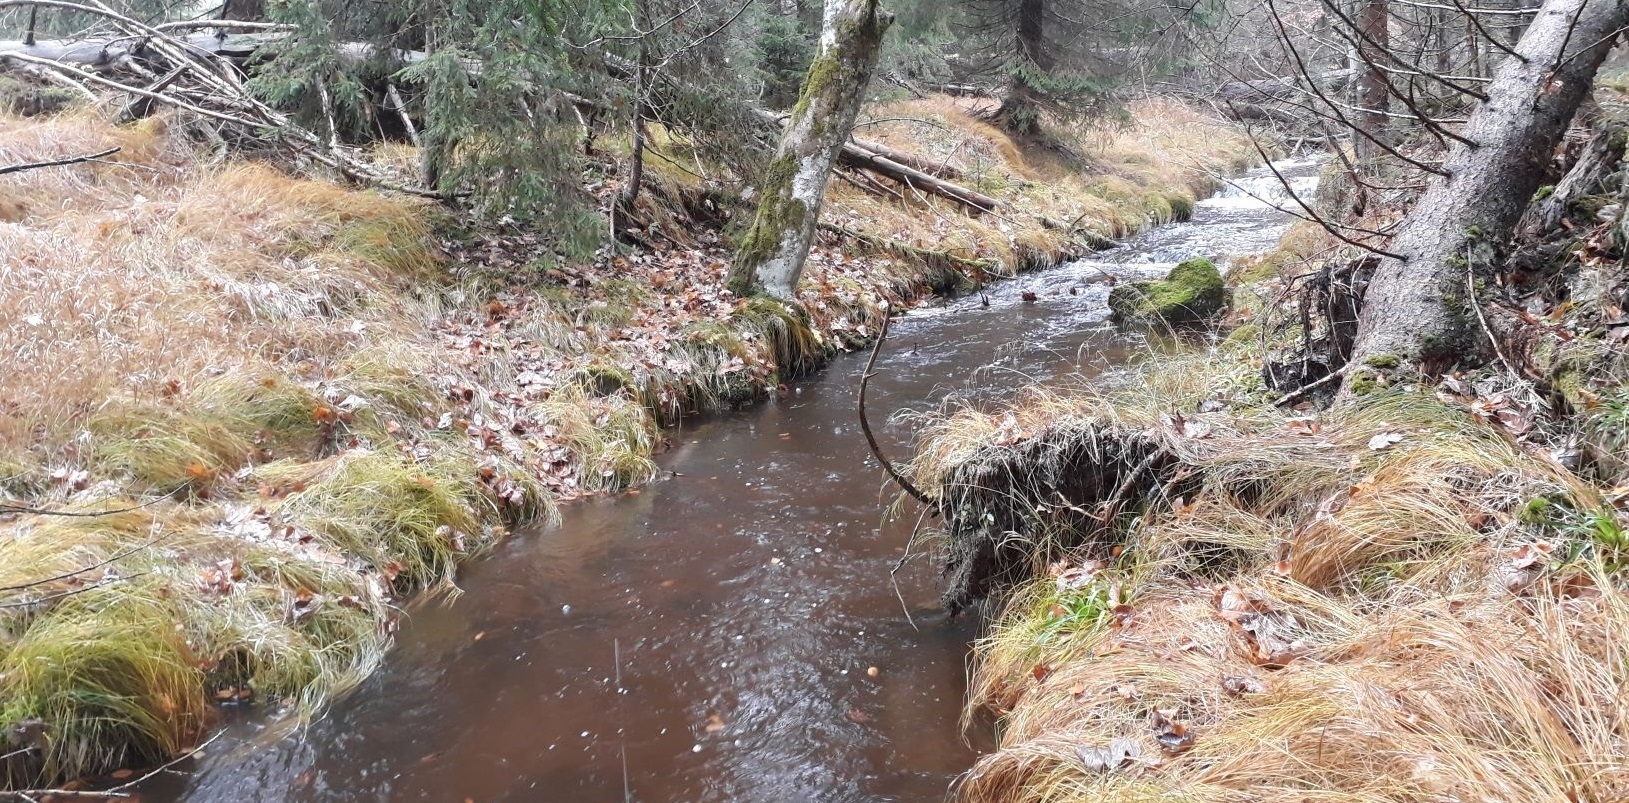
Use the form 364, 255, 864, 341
915, 153, 1629, 800
137, 159, 1319, 802
0, 95, 1257, 787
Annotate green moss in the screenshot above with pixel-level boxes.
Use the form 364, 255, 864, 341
1107, 257, 1225, 329
1347, 369, 1379, 396
791, 52, 840, 124
729, 153, 807, 296
1168, 194, 1196, 223
1533, 184, 1555, 202
1364, 354, 1400, 370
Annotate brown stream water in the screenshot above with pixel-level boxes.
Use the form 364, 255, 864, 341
146, 159, 1318, 803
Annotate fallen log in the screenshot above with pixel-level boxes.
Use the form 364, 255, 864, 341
739, 104, 998, 213
836, 142, 998, 212
850, 136, 963, 180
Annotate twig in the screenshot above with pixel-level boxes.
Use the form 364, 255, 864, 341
0, 522, 174, 592
0, 731, 229, 800
0, 487, 177, 518
858, 311, 933, 506
0, 147, 120, 176
0, 571, 151, 609
384, 84, 420, 147
1273, 364, 1347, 407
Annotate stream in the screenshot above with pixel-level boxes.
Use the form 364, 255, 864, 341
146, 158, 1319, 803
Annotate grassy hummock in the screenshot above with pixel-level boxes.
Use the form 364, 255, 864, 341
911, 223, 1629, 802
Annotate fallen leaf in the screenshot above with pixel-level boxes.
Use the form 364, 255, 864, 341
1075, 737, 1141, 772
1286, 417, 1321, 436
1368, 431, 1405, 450
1150, 709, 1196, 755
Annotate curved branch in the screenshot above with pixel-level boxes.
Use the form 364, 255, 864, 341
858, 311, 932, 506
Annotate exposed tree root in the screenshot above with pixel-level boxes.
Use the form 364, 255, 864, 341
934, 425, 1177, 614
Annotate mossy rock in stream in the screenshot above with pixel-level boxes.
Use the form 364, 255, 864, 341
1108, 257, 1225, 329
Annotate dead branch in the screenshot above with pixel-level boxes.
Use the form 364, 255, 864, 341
858, 311, 933, 507
0, 146, 119, 175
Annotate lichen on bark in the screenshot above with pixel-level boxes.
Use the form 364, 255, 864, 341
726, 0, 893, 300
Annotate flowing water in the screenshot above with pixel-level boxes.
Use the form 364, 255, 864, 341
147, 159, 1319, 803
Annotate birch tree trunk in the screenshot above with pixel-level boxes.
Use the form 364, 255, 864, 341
726, 0, 893, 299
1342, 0, 1629, 397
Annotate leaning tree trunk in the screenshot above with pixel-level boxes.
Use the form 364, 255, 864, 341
727, 0, 893, 299
1341, 0, 1629, 397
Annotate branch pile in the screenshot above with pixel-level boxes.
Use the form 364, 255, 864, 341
0, 0, 427, 193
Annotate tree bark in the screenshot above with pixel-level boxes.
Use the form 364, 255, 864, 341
1342, 0, 1629, 397
727, 0, 893, 299
1352, 0, 1391, 167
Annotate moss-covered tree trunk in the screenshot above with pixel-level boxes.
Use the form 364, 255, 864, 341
1341, 0, 1629, 398
726, 0, 892, 300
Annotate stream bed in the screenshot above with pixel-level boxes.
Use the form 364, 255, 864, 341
146, 158, 1319, 803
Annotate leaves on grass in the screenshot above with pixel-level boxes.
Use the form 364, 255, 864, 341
1075, 737, 1141, 772
1213, 584, 1305, 668
1150, 709, 1195, 755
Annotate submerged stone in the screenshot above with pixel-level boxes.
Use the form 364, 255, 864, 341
1108, 257, 1225, 328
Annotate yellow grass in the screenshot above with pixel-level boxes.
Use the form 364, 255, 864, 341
0, 93, 1260, 786
913, 340, 1629, 803
815, 96, 1256, 277
0, 109, 533, 785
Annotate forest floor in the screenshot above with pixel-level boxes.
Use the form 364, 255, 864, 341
912, 114, 1629, 799
0, 92, 1253, 786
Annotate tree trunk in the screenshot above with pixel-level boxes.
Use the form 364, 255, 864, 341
994, 0, 1049, 136
1352, 0, 1390, 167
1341, 0, 1629, 397
727, 0, 893, 299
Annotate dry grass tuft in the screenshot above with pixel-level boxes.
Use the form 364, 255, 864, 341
0, 108, 541, 786
916, 344, 1629, 803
